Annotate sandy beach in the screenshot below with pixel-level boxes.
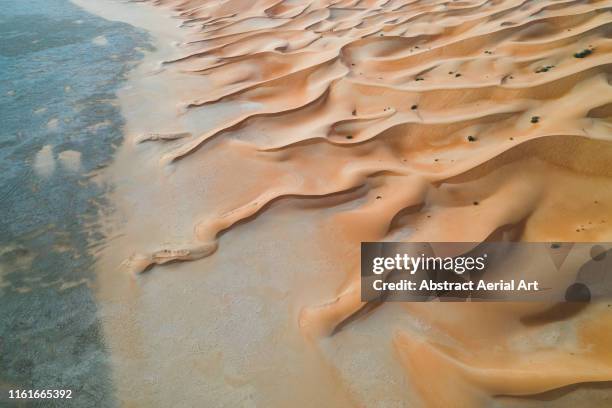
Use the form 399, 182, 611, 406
68, 0, 612, 406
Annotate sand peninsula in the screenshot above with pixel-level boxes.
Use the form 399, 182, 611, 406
75, 0, 612, 406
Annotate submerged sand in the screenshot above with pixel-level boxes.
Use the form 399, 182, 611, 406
78, 0, 612, 406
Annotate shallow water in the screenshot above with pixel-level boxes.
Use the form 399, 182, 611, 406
0, 1, 150, 406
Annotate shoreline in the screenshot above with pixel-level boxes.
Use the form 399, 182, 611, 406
70, 1, 362, 406
0, 1, 155, 405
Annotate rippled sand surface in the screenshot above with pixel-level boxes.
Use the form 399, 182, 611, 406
91, 0, 612, 406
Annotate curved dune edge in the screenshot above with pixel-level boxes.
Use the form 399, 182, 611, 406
124, 0, 612, 406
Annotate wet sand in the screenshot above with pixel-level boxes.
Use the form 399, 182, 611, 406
78, 0, 612, 406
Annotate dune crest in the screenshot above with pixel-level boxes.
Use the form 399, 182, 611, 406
124, 0, 612, 405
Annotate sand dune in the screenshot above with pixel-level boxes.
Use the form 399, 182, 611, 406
100, 0, 612, 406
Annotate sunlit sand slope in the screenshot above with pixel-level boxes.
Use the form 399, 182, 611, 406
127, 0, 612, 406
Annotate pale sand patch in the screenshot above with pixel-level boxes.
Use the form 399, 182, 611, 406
92, 35, 109, 46
46, 118, 59, 130
0, 245, 35, 289
33, 145, 56, 177
58, 150, 82, 172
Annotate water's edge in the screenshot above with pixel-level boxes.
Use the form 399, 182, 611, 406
0, 1, 152, 406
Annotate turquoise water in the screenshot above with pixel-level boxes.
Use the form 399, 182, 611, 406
0, 1, 150, 406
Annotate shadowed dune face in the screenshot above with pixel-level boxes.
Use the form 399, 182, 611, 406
124, 0, 612, 406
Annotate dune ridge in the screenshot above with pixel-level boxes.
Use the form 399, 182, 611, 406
124, 0, 612, 406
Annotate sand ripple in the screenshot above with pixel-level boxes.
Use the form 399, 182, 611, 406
131, 0, 612, 405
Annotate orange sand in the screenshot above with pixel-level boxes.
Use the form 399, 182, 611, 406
83, 0, 612, 406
